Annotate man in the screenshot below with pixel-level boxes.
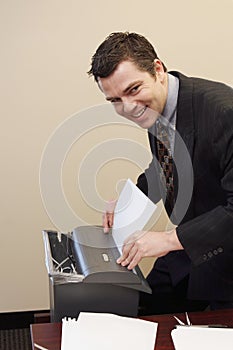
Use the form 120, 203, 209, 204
88, 32, 233, 314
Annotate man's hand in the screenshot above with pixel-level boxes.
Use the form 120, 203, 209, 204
117, 229, 183, 269
102, 199, 117, 233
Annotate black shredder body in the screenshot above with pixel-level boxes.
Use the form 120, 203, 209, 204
43, 228, 151, 322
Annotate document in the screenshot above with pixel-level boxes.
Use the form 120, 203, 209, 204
61, 312, 157, 350
112, 179, 157, 252
171, 325, 233, 350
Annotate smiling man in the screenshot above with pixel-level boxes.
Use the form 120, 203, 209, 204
88, 32, 233, 315
98, 59, 167, 128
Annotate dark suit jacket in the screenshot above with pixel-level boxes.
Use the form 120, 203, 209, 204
137, 72, 233, 300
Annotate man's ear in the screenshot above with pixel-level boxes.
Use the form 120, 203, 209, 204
153, 59, 166, 83
153, 59, 164, 74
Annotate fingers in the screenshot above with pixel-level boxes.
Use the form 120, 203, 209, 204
117, 241, 134, 264
102, 199, 117, 233
102, 212, 114, 233
127, 251, 143, 270
117, 241, 143, 270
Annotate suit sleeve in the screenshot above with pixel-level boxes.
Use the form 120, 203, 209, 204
177, 105, 233, 266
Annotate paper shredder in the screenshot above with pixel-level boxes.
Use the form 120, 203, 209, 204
43, 226, 151, 322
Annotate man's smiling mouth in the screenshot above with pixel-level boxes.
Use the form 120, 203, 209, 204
132, 106, 147, 118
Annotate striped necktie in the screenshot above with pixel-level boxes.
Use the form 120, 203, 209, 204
156, 121, 174, 211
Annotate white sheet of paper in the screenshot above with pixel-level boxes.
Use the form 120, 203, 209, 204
61, 312, 157, 350
171, 326, 233, 350
112, 179, 157, 252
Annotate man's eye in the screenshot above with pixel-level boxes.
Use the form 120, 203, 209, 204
110, 98, 121, 103
130, 85, 140, 94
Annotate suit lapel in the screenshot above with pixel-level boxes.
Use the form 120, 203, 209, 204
169, 72, 196, 223
170, 71, 195, 158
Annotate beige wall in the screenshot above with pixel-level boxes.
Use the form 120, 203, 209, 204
0, 0, 232, 312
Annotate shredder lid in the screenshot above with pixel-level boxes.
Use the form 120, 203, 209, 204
71, 225, 152, 293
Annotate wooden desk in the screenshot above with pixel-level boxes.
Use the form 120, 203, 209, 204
31, 309, 233, 350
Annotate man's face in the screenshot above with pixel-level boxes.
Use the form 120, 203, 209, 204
98, 60, 168, 129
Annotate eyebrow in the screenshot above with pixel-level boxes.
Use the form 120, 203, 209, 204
105, 80, 142, 101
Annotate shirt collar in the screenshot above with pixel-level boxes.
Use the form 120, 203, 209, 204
162, 73, 179, 124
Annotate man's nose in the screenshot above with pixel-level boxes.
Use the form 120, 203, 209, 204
122, 100, 137, 114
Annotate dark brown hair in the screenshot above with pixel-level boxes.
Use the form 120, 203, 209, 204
88, 32, 167, 82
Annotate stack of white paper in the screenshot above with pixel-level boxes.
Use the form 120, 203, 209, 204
171, 326, 233, 350
61, 312, 157, 350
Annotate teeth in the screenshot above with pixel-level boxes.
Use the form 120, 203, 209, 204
132, 106, 147, 118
